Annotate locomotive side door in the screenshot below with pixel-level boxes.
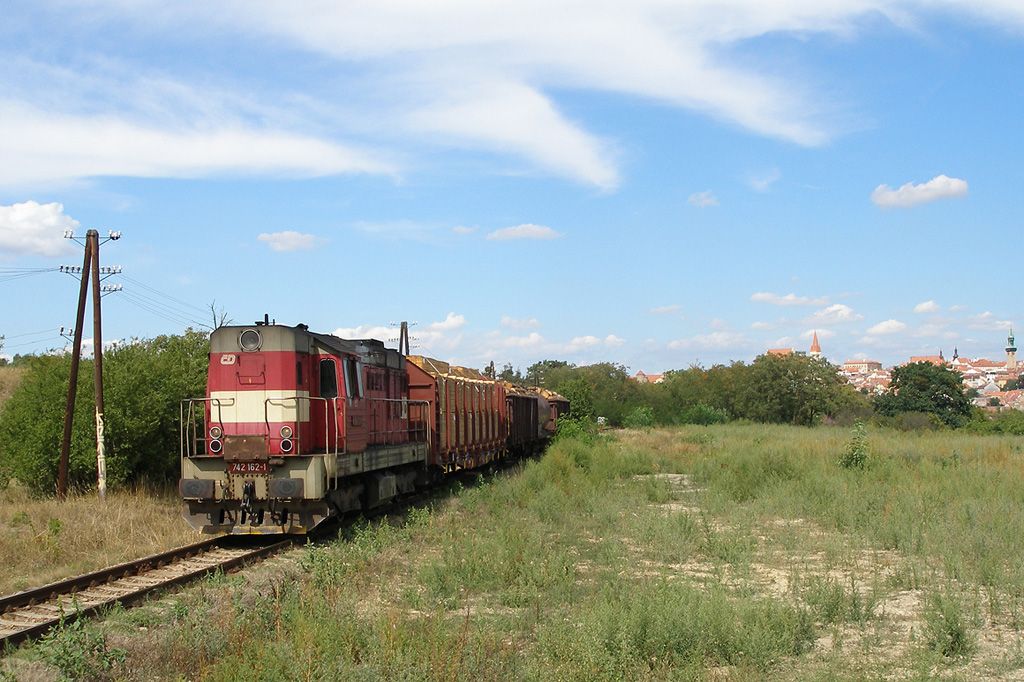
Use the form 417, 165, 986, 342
341, 355, 368, 453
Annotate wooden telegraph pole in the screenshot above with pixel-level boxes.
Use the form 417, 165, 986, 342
57, 234, 93, 500
57, 228, 121, 500
89, 230, 108, 500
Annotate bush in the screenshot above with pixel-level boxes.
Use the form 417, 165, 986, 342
965, 410, 1024, 435
0, 331, 209, 494
679, 403, 729, 425
923, 591, 978, 660
622, 405, 655, 429
37, 614, 126, 680
555, 415, 597, 443
839, 421, 870, 469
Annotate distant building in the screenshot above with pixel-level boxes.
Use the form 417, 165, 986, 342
1007, 329, 1017, 371
766, 348, 793, 357
632, 370, 664, 384
809, 331, 822, 358
842, 359, 883, 373
907, 352, 946, 366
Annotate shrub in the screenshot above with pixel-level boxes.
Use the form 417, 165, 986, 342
923, 591, 978, 659
839, 420, 870, 469
36, 614, 126, 680
679, 403, 729, 425
555, 415, 597, 443
0, 331, 209, 494
622, 405, 655, 429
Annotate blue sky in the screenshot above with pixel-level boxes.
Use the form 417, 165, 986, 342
0, 1, 1021, 372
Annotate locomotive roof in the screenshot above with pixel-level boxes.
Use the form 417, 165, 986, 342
211, 323, 403, 368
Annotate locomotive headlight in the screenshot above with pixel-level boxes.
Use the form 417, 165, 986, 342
209, 439, 223, 454
279, 438, 293, 453
209, 426, 223, 439
239, 329, 262, 352
280, 425, 293, 439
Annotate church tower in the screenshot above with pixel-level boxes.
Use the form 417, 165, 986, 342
809, 331, 822, 358
1008, 329, 1018, 371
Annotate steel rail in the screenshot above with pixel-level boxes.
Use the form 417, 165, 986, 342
0, 536, 295, 650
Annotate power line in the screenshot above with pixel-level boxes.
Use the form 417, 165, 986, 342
121, 275, 210, 316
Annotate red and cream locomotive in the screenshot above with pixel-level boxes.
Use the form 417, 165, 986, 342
179, 318, 567, 534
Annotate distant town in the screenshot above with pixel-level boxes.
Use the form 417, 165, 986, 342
633, 330, 1023, 412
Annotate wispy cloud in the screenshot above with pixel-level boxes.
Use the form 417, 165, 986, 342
486, 223, 562, 241
451, 225, 477, 235
688, 190, 718, 207
668, 331, 747, 351
808, 303, 862, 324
748, 168, 781, 192
871, 174, 968, 208
0, 201, 78, 257
866, 319, 907, 335
968, 311, 1013, 331
257, 230, 322, 252
649, 304, 681, 315
913, 300, 940, 314
751, 291, 828, 307
501, 315, 540, 330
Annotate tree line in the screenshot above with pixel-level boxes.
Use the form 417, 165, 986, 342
1, 332, 1019, 496
512, 354, 1022, 434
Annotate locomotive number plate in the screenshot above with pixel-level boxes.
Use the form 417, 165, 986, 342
228, 462, 269, 474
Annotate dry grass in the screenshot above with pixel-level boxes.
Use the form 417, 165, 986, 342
0, 366, 25, 407
0, 485, 200, 595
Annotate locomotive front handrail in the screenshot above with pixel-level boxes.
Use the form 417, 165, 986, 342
180, 397, 235, 459
264, 395, 341, 489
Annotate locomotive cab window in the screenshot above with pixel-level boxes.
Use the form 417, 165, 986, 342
319, 358, 338, 399
343, 358, 363, 400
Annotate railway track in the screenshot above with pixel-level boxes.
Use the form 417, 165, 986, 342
0, 536, 296, 650
1, 462, 522, 653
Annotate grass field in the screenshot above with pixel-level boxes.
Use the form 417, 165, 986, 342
0, 486, 199, 596
6, 423, 1024, 680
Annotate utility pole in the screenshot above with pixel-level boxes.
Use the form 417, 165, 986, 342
89, 230, 108, 500
58, 228, 121, 500
57, 238, 93, 500
399, 321, 410, 356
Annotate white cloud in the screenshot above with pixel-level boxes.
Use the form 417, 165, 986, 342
486, 223, 562, 241
809, 303, 862, 324
649, 304, 681, 315
688, 190, 718, 207
751, 291, 828, 306
410, 80, 619, 189
333, 312, 466, 353
566, 335, 602, 351
801, 328, 835, 340
668, 331, 747, 351
257, 230, 322, 252
913, 300, 940, 314
502, 332, 546, 349
427, 312, 466, 332
968, 311, 1013, 331
709, 318, 729, 330
871, 174, 968, 208
451, 225, 477, 235
751, 321, 773, 330
866, 319, 907, 335
0, 101, 393, 189
501, 316, 540, 330
0, 201, 78, 257
12, 5, 1024, 189
605, 334, 625, 347
748, 168, 781, 192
